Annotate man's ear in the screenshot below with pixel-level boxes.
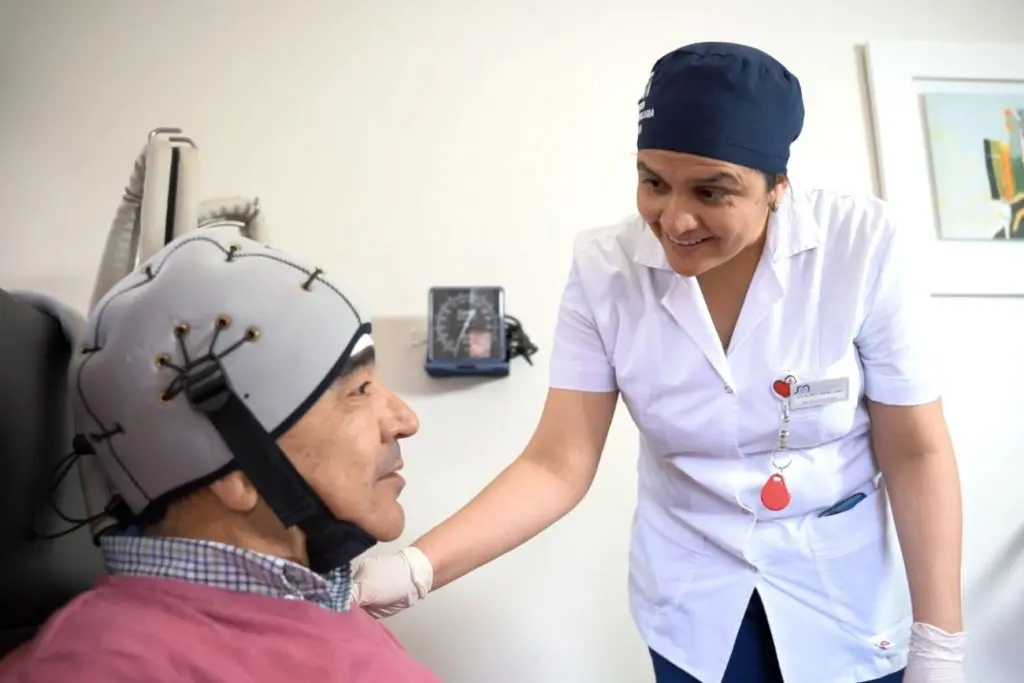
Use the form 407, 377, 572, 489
207, 471, 260, 514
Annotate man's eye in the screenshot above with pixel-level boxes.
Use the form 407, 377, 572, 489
350, 381, 372, 397
641, 177, 664, 190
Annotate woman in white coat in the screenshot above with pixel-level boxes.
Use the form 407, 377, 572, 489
353, 42, 967, 683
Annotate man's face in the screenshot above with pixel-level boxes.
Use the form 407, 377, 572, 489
277, 346, 419, 542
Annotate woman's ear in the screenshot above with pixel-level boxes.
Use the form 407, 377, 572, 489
770, 174, 790, 210
208, 470, 260, 513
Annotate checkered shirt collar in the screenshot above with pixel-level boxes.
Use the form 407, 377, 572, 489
100, 534, 352, 612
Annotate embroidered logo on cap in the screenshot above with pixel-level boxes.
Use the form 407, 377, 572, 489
637, 71, 655, 135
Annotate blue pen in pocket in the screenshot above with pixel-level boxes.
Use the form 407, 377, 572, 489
817, 492, 867, 518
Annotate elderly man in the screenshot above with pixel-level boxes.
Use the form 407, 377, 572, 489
0, 226, 438, 682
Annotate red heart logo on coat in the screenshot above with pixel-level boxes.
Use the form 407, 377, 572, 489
772, 379, 790, 398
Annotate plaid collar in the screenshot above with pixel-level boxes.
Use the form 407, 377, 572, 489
100, 534, 352, 612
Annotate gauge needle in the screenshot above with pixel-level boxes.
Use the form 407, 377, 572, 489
455, 309, 476, 349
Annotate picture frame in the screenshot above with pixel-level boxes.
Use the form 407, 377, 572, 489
864, 41, 1024, 296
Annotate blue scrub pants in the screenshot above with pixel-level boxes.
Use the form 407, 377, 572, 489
650, 591, 905, 683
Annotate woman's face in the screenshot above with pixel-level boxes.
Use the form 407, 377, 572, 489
636, 149, 786, 277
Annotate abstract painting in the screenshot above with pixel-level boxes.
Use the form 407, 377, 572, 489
921, 92, 1024, 240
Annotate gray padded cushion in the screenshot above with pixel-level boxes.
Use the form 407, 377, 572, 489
0, 289, 104, 658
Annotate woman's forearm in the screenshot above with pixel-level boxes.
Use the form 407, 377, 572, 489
878, 447, 964, 633
411, 454, 590, 590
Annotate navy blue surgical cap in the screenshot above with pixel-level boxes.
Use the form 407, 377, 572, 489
637, 42, 804, 174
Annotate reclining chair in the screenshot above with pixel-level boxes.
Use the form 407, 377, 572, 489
0, 289, 104, 658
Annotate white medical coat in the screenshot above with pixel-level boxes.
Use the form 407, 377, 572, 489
549, 189, 940, 683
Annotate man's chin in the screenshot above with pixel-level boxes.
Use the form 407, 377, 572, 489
363, 504, 406, 543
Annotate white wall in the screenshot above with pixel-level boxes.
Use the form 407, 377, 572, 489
2, 1, 1022, 681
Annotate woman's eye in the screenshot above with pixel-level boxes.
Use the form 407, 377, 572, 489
697, 188, 727, 202
350, 381, 372, 397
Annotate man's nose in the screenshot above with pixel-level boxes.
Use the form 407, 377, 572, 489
385, 392, 420, 439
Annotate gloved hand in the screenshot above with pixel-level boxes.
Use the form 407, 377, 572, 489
350, 546, 434, 619
903, 622, 966, 682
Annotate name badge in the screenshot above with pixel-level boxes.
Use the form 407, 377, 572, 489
789, 377, 849, 410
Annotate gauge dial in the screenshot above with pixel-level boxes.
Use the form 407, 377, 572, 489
429, 287, 504, 360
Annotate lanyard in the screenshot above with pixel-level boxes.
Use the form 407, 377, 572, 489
762, 374, 796, 511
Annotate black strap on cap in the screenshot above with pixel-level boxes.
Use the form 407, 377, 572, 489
184, 360, 374, 573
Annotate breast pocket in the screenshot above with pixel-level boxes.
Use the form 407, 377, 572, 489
784, 358, 862, 449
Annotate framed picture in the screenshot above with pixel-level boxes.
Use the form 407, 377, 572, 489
864, 41, 1024, 296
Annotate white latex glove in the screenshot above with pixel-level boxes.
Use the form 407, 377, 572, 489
903, 622, 966, 682
350, 547, 434, 619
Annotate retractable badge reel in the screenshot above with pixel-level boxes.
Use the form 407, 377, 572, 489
762, 375, 796, 511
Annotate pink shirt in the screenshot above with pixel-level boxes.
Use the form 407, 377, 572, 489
0, 575, 440, 683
